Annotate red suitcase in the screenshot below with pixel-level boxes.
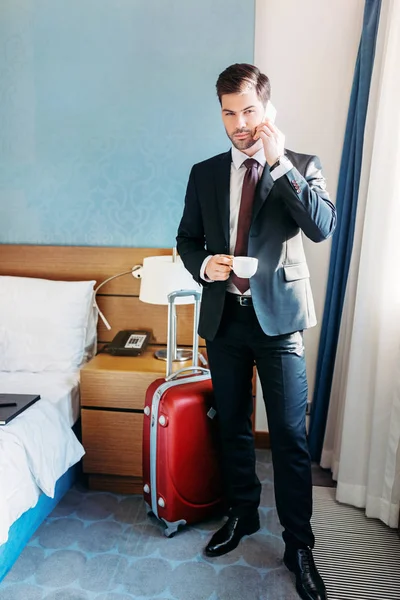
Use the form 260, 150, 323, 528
142, 289, 223, 537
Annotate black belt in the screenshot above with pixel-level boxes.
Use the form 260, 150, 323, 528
226, 292, 253, 307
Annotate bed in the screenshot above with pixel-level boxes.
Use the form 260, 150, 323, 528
0, 273, 97, 581
0, 371, 83, 580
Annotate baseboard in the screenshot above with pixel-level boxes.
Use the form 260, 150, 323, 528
254, 431, 270, 449
88, 474, 143, 495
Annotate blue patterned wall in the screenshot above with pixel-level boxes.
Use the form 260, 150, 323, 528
0, 0, 254, 247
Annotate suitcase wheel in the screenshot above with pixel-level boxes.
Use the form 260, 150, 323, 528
164, 527, 176, 538
162, 518, 187, 538
144, 501, 154, 517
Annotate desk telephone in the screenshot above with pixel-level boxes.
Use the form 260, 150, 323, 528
106, 330, 151, 356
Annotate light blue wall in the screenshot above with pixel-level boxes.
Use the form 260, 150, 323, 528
0, 0, 254, 247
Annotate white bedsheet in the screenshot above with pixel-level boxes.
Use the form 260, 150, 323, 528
0, 371, 84, 545
0, 371, 80, 426
0, 437, 40, 545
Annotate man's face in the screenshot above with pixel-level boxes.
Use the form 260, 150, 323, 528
221, 88, 266, 152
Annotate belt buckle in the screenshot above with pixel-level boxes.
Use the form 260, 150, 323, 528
238, 295, 247, 306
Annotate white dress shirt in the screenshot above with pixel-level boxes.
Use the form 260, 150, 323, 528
200, 146, 293, 295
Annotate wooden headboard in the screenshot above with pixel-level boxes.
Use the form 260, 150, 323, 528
0, 245, 204, 349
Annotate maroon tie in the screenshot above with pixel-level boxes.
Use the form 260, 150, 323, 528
231, 158, 259, 294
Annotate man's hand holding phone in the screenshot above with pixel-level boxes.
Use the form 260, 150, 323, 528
205, 254, 233, 281
254, 120, 285, 167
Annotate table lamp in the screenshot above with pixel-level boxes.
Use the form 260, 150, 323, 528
133, 249, 201, 362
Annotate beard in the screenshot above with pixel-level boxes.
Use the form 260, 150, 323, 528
227, 128, 258, 151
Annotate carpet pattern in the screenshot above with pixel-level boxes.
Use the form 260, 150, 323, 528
0, 450, 399, 600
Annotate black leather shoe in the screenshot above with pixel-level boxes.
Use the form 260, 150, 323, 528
284, 547, 327, 600
204, 512, 260, 557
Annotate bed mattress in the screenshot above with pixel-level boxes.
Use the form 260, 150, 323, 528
0, 370, 80, 427
0, 370, 83, 545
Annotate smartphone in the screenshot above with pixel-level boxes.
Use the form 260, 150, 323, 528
265, 100, 277, 123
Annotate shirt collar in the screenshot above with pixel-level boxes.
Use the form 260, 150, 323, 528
231, 145, 267, 170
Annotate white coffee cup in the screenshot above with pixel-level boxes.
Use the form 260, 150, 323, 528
232, 256, 258, 278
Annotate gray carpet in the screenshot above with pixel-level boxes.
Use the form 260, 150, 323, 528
0, 450, 398, 600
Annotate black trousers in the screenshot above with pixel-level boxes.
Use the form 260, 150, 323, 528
206, 293, 315, 550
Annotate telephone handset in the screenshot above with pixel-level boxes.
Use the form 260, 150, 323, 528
105, 330, 151, 356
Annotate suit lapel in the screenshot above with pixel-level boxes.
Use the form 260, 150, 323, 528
252, 164, 274, 225
214, 151, 231, 247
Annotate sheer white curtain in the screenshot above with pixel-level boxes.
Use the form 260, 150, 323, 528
320, 0, 400, 528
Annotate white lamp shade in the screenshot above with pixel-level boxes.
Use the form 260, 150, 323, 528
138, 255, 201, 305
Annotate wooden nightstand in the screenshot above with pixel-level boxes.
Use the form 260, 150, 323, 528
80, 348, 194, 494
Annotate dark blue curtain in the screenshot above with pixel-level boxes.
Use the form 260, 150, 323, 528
308, 0, 382, 462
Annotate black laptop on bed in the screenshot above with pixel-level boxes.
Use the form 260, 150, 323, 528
0, 393, 40, 425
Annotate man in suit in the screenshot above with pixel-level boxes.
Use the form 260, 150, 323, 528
177, 63, 336, 600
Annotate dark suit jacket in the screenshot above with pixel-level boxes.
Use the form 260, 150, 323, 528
176, 148, 336, 341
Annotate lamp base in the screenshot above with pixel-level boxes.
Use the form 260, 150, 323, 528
154, 348, 192, 362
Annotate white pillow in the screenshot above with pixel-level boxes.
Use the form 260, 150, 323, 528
84, 296, 98, 363
0, 276, 97, 372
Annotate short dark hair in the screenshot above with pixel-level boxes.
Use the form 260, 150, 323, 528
216, 63, 271, 106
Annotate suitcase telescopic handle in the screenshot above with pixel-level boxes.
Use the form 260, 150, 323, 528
168, 289, 202, 302
165, 366, 210, 382
166, 289, 202, 378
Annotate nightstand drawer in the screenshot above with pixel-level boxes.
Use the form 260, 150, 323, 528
80, 370, 159, 410
81, 409, 143, 477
